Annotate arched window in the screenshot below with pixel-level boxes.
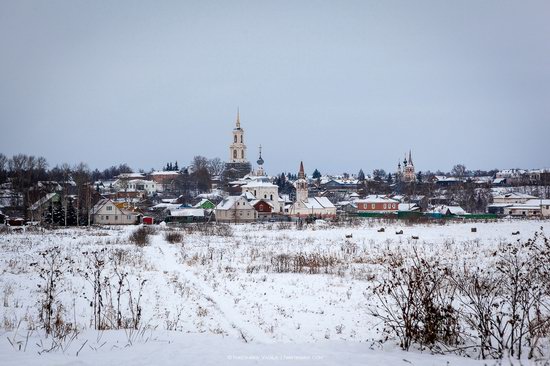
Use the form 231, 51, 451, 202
240, 135, 243, 143
234, 135, 237, 143
241, 151, 244, 159
233, 150, 237, 159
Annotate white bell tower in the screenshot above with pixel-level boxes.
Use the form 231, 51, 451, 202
229, 109, 247, 163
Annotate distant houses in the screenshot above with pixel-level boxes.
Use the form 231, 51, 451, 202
215, 195, 257, 223
487, 192, 538, 215
504, 199, 550, 218
428, 205, 467, 217
91, 198, 141, 225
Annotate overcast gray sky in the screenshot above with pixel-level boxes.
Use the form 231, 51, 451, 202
1, 0, 549, 175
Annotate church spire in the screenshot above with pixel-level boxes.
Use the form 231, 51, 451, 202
298, 161, 305, 179
408, 150, 413, 166
236, 108, 241, 129
295, 161, 308, 202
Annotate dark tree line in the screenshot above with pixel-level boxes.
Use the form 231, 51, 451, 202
90, 163, 133, 181
0, 154, 127, 222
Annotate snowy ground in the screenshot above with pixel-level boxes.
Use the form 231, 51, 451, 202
0, 219, 548, 365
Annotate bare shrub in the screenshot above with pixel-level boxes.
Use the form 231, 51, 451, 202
183, 223, 233, 237
271, 252, 339, 274
371, 232, 550, 361
79, 248, 108, 330
276, 222, 292, 230
451, 232, 550, 360
3, 283, 14, 307
126, 277, 147, 330
79, 248, 147, 331
164, 230, 183, 244
370, 250, 460, 352
129, 226, 153, 247
30, 247, 75, 337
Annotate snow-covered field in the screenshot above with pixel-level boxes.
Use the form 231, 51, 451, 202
0, 219, 548, 365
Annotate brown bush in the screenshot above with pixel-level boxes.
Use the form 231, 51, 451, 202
129, 226, 152, 247
164, 231, 183, 244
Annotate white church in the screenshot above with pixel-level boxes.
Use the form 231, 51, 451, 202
217, 112, 336, 221
287, 162, 336, 219
217, 112, 284, 220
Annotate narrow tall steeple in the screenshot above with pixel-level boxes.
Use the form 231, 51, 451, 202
236, 108, 241, 129
295, 161, 308, 202
408, 150, 413, 166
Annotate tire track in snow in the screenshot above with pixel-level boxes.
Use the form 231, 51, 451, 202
149, 234, 269, 343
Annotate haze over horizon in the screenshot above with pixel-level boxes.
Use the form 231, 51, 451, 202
1, 0, 549, 175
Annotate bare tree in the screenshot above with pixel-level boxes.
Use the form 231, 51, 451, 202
207, 157, 225, 177
451, 164, 467, 178
190, 156, 211, 193
8, 154, 48, 211
190, 156, 209, 173
73, 163, 91, 226
60, 163, 72, 226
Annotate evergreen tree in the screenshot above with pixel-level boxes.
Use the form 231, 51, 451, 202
312, 169, 321, 179
66, 202, 77, 226
387, 173, 393, 184
373, 169, 386, 182
276, 173, 286, 189
357, 169, 365, 181
174, 161, 179, 171
51, 201, 65, 225
416, 171, 423, 183
43, 203, 54, 224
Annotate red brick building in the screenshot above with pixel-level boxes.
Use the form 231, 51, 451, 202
356, 195, 399, 212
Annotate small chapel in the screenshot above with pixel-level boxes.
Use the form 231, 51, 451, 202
288, 162, 336, 218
